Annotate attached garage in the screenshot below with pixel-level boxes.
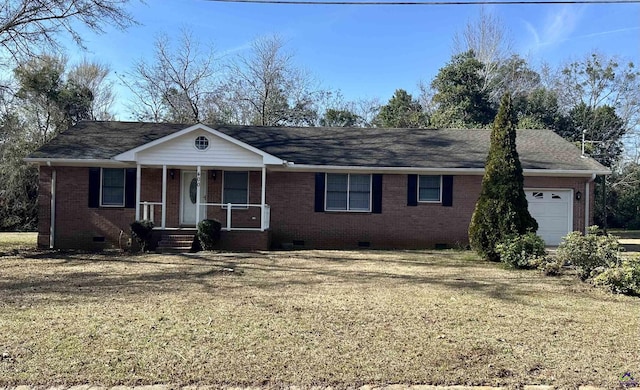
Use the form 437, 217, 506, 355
525, 189, 573, 246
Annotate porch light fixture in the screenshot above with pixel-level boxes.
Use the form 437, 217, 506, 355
576, 191, 582, 201
210, 170, 216, 180
169, 170, 175, 180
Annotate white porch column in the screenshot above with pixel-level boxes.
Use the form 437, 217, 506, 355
135, 164, 141, 220
161, 165, 167, 229
195, 165, 201, 225
260, 166, 266, 231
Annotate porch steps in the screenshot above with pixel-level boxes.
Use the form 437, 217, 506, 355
157, 234, 195, 253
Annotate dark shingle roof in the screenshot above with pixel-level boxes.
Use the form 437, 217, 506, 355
29, 121, 608, 172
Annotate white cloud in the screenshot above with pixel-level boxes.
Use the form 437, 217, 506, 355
523, 20, 541, 48
523, 5, 585, 53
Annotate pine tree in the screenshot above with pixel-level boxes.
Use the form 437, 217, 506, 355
468, 93, 538, 261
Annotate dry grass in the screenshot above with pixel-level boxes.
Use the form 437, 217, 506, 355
0, 237, 638, 388
0, 232, 37, 250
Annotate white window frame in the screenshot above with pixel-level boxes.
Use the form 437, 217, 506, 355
194, 135, 210, 151
324, 173, 372, 212
99, 168, 126, 207
222, 170, 250, 209
418, 175, 442, 203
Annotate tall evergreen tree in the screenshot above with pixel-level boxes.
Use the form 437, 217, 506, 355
373, 89, 428, 128
320, 108, 362, 127
468, 93, 538, 261
430, 51, 495, 128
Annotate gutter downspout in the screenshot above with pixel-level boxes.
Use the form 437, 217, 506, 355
260, 166, 266, 231
585, 173, 596, 234
47, 161, 56, 249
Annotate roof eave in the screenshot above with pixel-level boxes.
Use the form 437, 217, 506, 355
24, 158, 130, 167
269, 164, 611, 176
523, 168, 611, 176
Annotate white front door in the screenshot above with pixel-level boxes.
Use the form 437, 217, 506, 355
525, 189, 573, 246
181, 171, 207, 226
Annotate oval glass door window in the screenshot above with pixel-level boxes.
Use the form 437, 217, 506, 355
189, 178, 197, 204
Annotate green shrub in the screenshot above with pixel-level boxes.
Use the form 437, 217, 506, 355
130, 220, 154, 252
495, 233, 546, 268
592, 256, 640, 295
556, 226, 623, 280
533, 256, 564, 276
197, 219, 221, 250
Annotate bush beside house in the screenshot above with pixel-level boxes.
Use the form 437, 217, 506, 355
197, 219, 222, 250
130, 220, 154, 252
495, 233, 546, 269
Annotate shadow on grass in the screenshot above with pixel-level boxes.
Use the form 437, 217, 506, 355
0, 249, 585, 307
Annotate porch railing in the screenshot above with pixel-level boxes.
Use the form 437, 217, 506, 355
138, 201, 270, 231
201, 203, 270, 231
141, 201, 162, 223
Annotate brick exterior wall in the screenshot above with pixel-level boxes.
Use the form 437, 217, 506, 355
37, 166, 595, 251
39, 166, 136, 250
265, 172, 593, 249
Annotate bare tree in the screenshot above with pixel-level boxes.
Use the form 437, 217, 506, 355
417, 80, 437, 119
554, 52, 640, 129
121, 30, 220, 123
351, 97, 381, 127
0, 0, 136, 61
225, 35, 321, 126
452, 8, 514, 101
553, 52, 640, 164
118, 63, 165, 122
67, 59, 115, 120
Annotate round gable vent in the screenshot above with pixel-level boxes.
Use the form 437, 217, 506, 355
195, 136, 209, 151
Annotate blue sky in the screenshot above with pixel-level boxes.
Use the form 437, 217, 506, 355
67, 0, 640, 120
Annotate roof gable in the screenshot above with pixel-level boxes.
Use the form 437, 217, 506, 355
114, 124, 283, 166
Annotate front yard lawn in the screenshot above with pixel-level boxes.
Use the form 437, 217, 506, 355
0, 232, 37, 250
0, 244, 638, 388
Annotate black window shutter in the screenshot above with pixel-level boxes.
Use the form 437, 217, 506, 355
314, 173, 326, 212
125, 168, 137, 208
407, 174, 418, 206
88, 167, 100, 208
372, 174, 383, 214
442, 175, 453, 207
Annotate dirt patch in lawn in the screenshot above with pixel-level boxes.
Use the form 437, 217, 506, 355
0, 247, 638, 388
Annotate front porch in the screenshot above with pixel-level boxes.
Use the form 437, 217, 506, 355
135, 165, 270, 234
110, 124, 284, 251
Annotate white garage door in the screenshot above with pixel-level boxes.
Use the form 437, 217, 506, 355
525, 189, 572, 246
